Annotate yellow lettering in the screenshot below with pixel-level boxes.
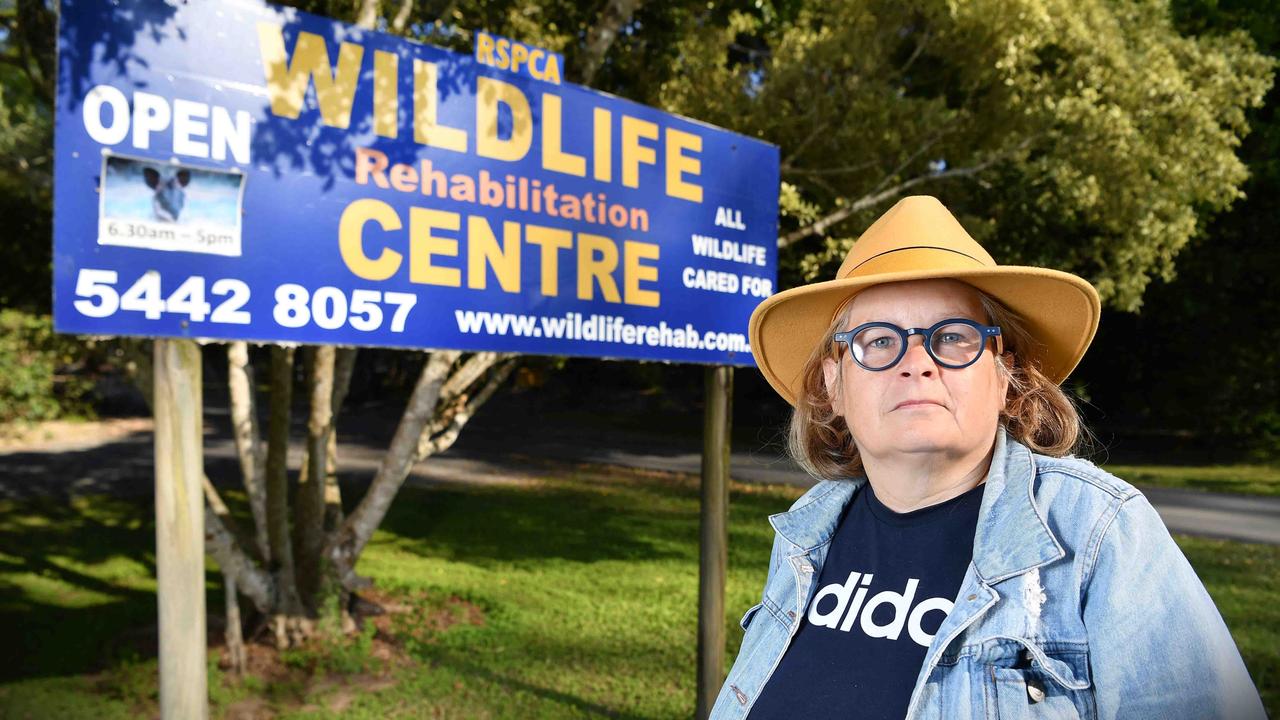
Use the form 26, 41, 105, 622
476, 76, 533, 162
467, 216, 521, 293
543, 54, 562, 84
526, 225, 572, 296
373, 50, 398, 138
496, 38, 511, 69
593, 108, 612, 182
541, 94, 586, 177
511, 44, 529, 74
577, 233, 621, 303
476, 32, 495, 65
620, 115, 658, 189
409, 207, 461, 287
529, 49, 546, 79
624, 240, 660, 307
339, 199, 402, 280
256, 24, 363, 128
413, 60, 468, 152
665, 127, 703, 202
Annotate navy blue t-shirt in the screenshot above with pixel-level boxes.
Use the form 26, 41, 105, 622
748, 480, 985, 720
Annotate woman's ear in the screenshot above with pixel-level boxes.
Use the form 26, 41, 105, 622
822, 356, 841, 409
997, 352, 1013, 411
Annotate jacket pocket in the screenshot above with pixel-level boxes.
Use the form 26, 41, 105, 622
739, 602, 764, 631
984, 638, 1095, 720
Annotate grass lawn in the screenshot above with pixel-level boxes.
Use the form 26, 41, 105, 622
0, 462, 1275, 718
1100, 462, 1280, 496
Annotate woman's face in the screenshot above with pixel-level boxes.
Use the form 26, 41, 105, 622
821, 278, 1009, 466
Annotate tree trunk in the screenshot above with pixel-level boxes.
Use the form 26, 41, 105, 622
223, 571, 247, 675
294, 346, 335, 612
265, 346, 305, 646
227, 341, 269, 560
325, 348, 358, 530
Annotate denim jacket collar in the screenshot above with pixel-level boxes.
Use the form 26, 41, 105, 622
768, 425, 1065, 583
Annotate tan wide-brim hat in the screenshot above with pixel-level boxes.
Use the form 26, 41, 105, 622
750, 195, 1101, 407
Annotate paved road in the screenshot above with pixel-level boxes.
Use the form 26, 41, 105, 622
2, 407, 1277, 545
437, 421, 1280, 545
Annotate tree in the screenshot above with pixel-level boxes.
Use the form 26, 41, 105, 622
1071, 0, 1280, 459
655, 0, 1273, 313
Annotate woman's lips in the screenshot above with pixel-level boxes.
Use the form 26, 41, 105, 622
894, 400, 943, 410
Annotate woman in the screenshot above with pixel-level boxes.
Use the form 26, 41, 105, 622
709, 196, 1265, 719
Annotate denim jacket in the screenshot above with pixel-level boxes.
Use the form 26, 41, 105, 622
710, 425, 1266, 720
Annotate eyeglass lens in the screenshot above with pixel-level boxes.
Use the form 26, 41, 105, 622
850, 322, 985, 370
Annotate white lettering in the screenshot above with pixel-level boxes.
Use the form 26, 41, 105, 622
83, 85, 130, 145
79, 84, 252, 164
132, 91, 171, 151
805, 572, 954, 648
172, 98, 210, 158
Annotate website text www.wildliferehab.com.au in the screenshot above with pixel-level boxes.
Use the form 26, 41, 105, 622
454, 309, 751, 353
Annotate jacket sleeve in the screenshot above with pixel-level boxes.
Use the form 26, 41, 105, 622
1081, 493, 1265, 720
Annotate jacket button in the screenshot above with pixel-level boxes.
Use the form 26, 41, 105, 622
787, 610, 796, 620
1027, 680, 1046, 703
966, 594, 977, 601
731, 684, 749, 705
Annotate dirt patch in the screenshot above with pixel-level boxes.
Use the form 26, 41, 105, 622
362, 587, 487, 649
0, 416, 152, 453
195, 587, 485, 718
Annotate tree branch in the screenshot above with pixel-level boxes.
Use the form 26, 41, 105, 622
419, 357, 518, 459
783, 161, 879, 178
203, 476, 275, 613
575, 0, 644, 86
356, 0, 380, 29
325, 350, 462, 585
391, 0, 413, 33
778, 141, 1027, 249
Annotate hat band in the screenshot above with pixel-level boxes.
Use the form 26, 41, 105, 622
830, 246, 997, 325
843, 245, 992, 279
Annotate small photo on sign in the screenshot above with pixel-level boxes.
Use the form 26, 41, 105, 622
98, 155, 245, 257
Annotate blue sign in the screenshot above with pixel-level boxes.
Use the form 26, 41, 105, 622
53, 0, 780, 366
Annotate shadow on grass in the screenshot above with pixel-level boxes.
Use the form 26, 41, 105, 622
0, 493, 162, 682
374, 475, 788, 569
407, 643, 658, 720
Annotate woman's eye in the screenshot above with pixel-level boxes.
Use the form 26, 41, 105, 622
938, 333, 962, 344
868, 337, 894, 349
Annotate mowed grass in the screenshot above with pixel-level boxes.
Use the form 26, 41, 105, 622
1101, 462, 1280, 496
0, 463, 1276, 718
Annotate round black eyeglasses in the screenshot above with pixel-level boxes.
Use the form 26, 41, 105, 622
833, 318, 1003, 371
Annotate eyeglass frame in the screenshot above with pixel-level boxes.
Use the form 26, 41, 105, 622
832, 317, 1004, 372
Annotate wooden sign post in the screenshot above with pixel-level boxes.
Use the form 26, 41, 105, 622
696, 364, 733, 719
152, 338, 209, 719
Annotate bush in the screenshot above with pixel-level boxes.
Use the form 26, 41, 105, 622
0, 310, 97, 427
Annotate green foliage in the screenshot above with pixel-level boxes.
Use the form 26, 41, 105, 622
0, 0, 55, 313
0, 310, 97, 427
657, 0, 1274, 311
1069, 0, 1280, 458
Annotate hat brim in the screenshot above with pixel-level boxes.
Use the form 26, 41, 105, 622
748, 266, 1101, 407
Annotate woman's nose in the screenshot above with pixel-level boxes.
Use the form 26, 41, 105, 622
898, 336, 937, 375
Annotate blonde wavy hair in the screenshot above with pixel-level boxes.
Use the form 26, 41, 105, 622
788, 287, 1095, 481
